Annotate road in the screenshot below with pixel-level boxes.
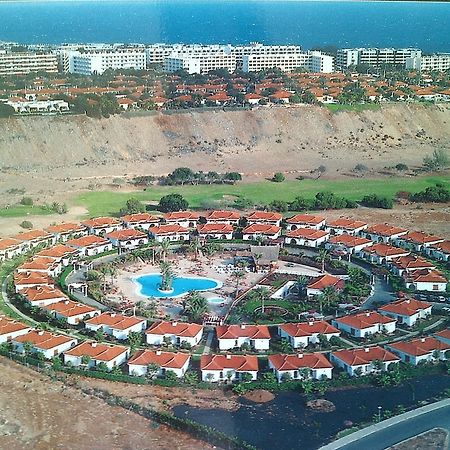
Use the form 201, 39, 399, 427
321, 399, 450, 450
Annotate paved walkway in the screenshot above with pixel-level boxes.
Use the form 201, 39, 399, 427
202, 328, 214, 355
320, 398, 450, 450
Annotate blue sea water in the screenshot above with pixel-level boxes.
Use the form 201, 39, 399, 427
0, 1, 449, 52
134, 273, 220, 298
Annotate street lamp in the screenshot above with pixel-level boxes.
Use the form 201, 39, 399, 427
377, 406, 382, 422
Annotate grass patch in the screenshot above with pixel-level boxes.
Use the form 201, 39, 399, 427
72, 176, 450, 217
325, 103, 382, 113
0, 205, 54, 218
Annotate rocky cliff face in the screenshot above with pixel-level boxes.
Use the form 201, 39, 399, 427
0, 104, 449, 176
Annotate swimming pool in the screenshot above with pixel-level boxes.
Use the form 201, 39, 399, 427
207, 297, 227, 304
134, 273, 221, 298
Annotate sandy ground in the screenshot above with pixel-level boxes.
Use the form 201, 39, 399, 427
0, 357, 211, 450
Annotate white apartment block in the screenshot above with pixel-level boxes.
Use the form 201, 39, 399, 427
164, 52, 237, 75
406, 54, 450, 72
67, 48, 146, 75
0, 51, 58, 76
336, 48, 421, 69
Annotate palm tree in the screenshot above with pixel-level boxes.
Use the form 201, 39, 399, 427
316, 249, 329, 273
252, 286, 270, 315
189, 237, 201, 260
185, 291, 208, 322
158, 239, 171, 262
109, 264, 118, 284
321, 286, 338, 308
295, 275, 308, 299
159, 260, 174, 291
97, 264, 110, 291
232, 270, 246, 298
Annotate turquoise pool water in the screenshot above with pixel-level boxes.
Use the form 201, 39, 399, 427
207, 297, 226, 304
134, 274, 221, 298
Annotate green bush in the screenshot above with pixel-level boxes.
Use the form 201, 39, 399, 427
360, 194, 394, 209
272, 172, 286, 183
19, 220, 33, 229
20, 196, 33, 206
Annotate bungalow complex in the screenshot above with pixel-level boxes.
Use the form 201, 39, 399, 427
14, 229, 56, 249
197, 223, 234, 240
121, 212, 159, 230
146, 321, 203, 347
284, 228, 329, 247
66, 235, 113, 256
81, 217, 122, 236
285, 214, 326, 231
63, 341, 129, 370
12, 329, 77, 359
390, 255, 435, 276
20, 285, 67, 307
0, 315, 31, 343
163, 211, 200, 228
435, 329, 450, 346
42, 299, 100, 325
278, 320, 340, 348
14, 271, 54, 292
205, 210, 240, 225
331, 347, 400, 376
379, 298, 432, 327
45, 222, 87, 242
216, 324, 271, 350
0, 238, 24, 261
326, 234, 373, 255
395, 231, 444, 252
425, 240, 450, 262
200, 354, 259, 382
17, 257, 62, 277
332, 311, 396, 338
148, 224, 190, 242
363, 224, 408, 243
246, 211, 282, 227
325, 218, 368, 236
84, 312, 147, 340
128, 349, 190, 377
242, 224, 281, 241
360, 243, 410, 265
405, 269, 448, 292
105, 229, 148, 249
387, 337, 450, 365
35, 244, 80, 265
306, 274, 344, 298
268, 353, 334, 381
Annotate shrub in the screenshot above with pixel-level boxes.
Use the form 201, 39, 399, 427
20, 196, 33, 206
119, 198, 146, 215
272, 172, 286, 183
354, 164, 368, 173
395, 163, 408, 171
360, 194, 394, 209
158, 193, 189, 212
269, 200, 288, 212
20, 220, 33, 229
410, 184, 450, 203
423, 149, 449, 171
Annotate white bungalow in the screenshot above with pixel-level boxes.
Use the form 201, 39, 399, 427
205, 210, 240, 225
331, 347, 400, 376
128, 349, 190, 378
246, 211, 282, 227
0, 238, 25, 261
387, 337, 450, 365
45, 223, 88, 242
425, 241, 450, 262
20, 285, 68, 307
394, 231, 444, 252
284, 228, 329, 247
66, 235, 113, 257
405, 269, 448, 292
63, 341, 129, 370
14, 271, 55, 293
359, 243, 410, 265
163, 211, 200, 229
268, 353, 333, 382
13, 230, 56, 250
35, 244, 80, 266
285, 214, 326, 231
197, 223, 234, 240
16, 257, 62, 277
242, 224, 281, 241
81, 217, 122, 236
145, 321, 203, 347
332, 311, 396, 338
306, 274, 344, 298
278, 321, 340, 348
379, 298, 432, 327
200, 354, 259, 382
121, 213, 160, 231
42, 299, 100, 325
12, 329, 77, 359
216, 324, 270, 350
363, 224, 408, 244
325, 234, 373, 255
325, 218, 368, 236
0, 316, 31, 344
84, 312, 147, 340
148, 224, 190, 242
105, 229, 148, 250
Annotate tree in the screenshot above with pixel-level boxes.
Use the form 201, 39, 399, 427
158, 239, 171, 262
159, 261, 174, 292
167, 167, 195, 185
189, 237, 202, 260
281, 372, 293, 382
232, 270, 246, 298
184, 291, 208, 322
94, 327, 105, 343
20, 220, 33, 229
360, 194, 394, 209
81, 354, 92, 367
272, 172, 286, 183
158, 193, 188, 212
423, 149, 449, 171
241, 372, 253, 383
165, 370, 178, 381
128, 331, 143, 351
119, 198, 145, 215
295, 276, 308, 299
280, 338, 293, 353
96, 362, 109, 372
0, 103, 15, 118
20, 196, 33, 206
183, 370, 199, 385
97, 264, 111, 291
251, 286, 270, 315
146, 363, 160, 380
316, 249, 330, 273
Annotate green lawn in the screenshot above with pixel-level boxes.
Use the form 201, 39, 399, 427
72, 175, 449, 218
0, 205, 54, 218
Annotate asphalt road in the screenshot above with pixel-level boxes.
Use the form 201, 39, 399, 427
339, 405, 450, 450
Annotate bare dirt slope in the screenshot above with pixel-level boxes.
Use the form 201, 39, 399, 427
1, 104, 449, 180
0, 357, 210, 450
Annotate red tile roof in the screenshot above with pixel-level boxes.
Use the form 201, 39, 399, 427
0, 315, 30, 336
389, 337, 450, 356
329, 234, 372, 248
379, 298, 431, 317
332, 346, 400, 366
206, 210, 240, 221
269, 353, 333, 370
430, 240, 450, 254
66, 235, 110, 248
363, 243, 409, 258
146, 320, 203, 337
42, 300, 98, 318
435, 329, 450, 341
0, 238, 22, 251
307, 274, 342, 290
85, 312, 146, 330
200, 354, 259, 372
403, 231, 444, 245
327, 218, 367, 230
246, 211, 282, 222
148, 224, 189, 235
365, 223, 407, 237
391, 255, 435, 271
45, 223, 85, 234
279, 320, 340, 337
286, 228, 329, 240
286, 214, 325, 226
20, 285, 67, 303
408, 269, 447, 284
105, 229, 147, 240
334, 311, 396, 330
81, 217, 121, 228
35, 244, 79, 259
14, 329, 75, 349
18, 257, 59, 271
64, 341, 128, 361
14, 271, 53, 286
216, 324, 270, 340
197, 223, 234, 234
128, 349, 190, 369
242, 224, 281, 235
164, 211, 199, 221
14, 230, 53, 242
121, 213, 159, 224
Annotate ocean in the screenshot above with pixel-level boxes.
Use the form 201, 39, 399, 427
0, 1, 449, 51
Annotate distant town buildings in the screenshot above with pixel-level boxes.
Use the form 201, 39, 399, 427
406, 53, 450, 72
0, 50, 58, 76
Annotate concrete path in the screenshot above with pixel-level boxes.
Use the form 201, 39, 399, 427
320, 398, 450, 450
202, 328, 214, 355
